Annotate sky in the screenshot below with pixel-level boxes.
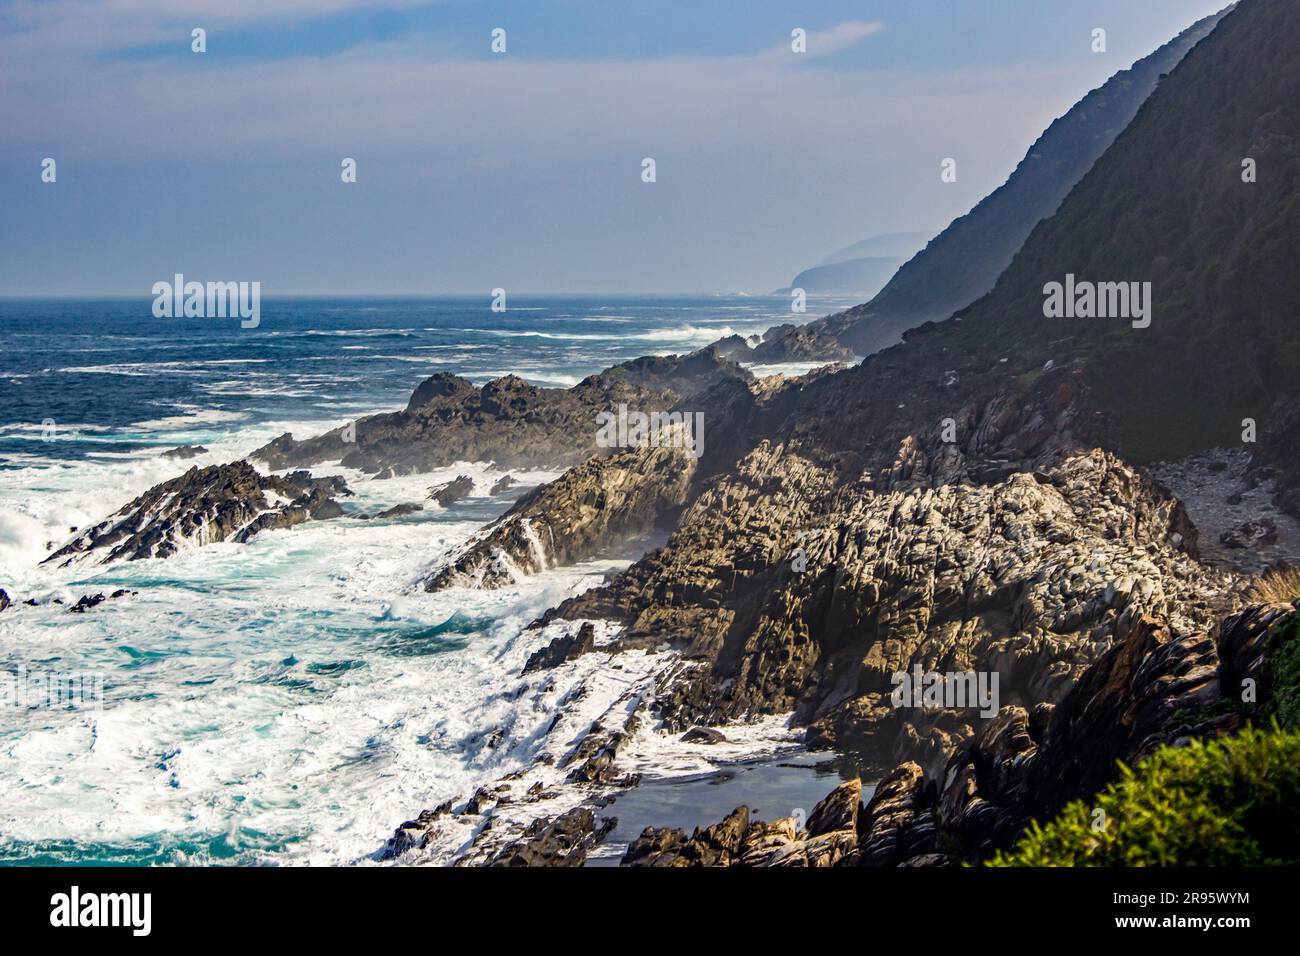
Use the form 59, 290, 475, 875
0, 0, 1231, 295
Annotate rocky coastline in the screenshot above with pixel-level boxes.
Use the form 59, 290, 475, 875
10, 0, 1297, 870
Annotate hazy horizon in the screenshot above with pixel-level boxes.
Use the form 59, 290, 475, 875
2, 0, 1229, 296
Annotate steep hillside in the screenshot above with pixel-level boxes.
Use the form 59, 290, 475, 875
542, 0, 1299, 766
934, 0, 1299, 465
747, 7, 1229, 362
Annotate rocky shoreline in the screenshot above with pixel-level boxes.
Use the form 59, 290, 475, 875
8, 0, 1296, 869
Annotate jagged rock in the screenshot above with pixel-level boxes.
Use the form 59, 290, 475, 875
850, 763, 939, 867
486, 808, 615, 867
68, 589, 136, 614
737, 816, 800, 865
363, 503, 423, 520
43, 462, 352, 567
680, 726, 726, 745
621, 807, 751, 867
464, 787, 494, 815
558, 443, 1226, 770
424, 444, 699, 591
160, 444, 208, 460
427, 476, 474, 508
805, 779, 861, 836
380, 800, 458, 859
620, 602, 1297, 867
0, 588, 10, 612
490, 475, 518, 495
250, 348, 750, 476
522, 622, 596, 674
1220, 518, 1279, 549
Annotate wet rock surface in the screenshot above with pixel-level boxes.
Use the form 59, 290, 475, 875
423, 444, 698, 591
427, 475, 475, 508
69, 589, 137, 613
522, 622, 596, 674
484, 808, 616, 867
42, 461, 352, 567
159, 444, 208, 460
362, 502, 424, 520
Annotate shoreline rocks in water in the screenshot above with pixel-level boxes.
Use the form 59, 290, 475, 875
617, 599, 1298, 867
42, 461, 352, 567
423, 443, 698, 592
249, 347, 751, 477
427, 475, 475, 508
160, 444, 208, 460
361, 503, 424, 520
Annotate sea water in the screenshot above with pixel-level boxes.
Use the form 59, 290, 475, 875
0, 294, 856, 865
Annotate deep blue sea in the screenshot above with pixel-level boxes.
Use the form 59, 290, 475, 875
0, 295, 855, 865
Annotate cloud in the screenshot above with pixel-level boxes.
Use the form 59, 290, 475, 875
763, 20, 884, 59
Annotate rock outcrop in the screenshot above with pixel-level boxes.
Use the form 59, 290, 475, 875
42, 461, 351, 567
427, 475, 475, 508
251, 347, 750, 477
160, 444, 208, 460
553, 427, 1230, 772
423, 444, 699, 591
484, 808, 616, 867
620, 600, 1298, 867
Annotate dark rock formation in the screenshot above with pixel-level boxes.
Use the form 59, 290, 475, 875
423, 443, 699, 591
1221, 518, 1279, 549
68, 589, 136, 613
489, 475, 518, 495
680, 726, 726, 745
362, 503, 423, 520
427, 475, 474, 508
250, 347, 750, 477
556, 439, 1228, 772
0, 588, 10, 613
522, 622, 596, 674
622, 806, 752, 867
160, 444, 208, 460
43, 461, 352, 567
620, 600, 1298, 867
485, 808, 615, 867
623, 780, 866, 867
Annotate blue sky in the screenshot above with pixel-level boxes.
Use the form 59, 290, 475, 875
0, 0, 1230, 294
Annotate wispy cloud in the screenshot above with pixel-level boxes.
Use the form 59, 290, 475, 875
758, 20, 884, 59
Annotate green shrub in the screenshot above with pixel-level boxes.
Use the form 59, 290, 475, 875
988, 725, 1300, 866
1266, 615, 1300, 731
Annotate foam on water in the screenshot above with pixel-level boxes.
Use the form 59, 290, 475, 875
0, 449, 609, 865
0, 295, 861, 865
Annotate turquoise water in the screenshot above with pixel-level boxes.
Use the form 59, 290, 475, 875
0, 294, 856, 865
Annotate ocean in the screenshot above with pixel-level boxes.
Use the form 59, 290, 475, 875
0, 294, 857, 865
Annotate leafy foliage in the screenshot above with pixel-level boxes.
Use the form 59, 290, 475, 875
989, 726, 1300, 866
